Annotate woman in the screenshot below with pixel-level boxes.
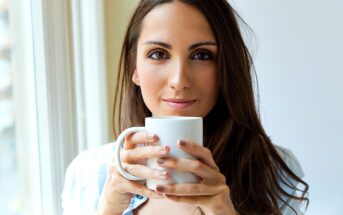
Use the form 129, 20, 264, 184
62, 0, 309, 214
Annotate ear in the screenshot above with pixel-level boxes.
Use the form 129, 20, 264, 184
132, 69, 140, 86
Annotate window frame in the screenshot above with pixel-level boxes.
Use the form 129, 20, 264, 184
30, 0, 78, 214
9, 0, 108, 214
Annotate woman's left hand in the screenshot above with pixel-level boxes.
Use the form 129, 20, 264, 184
155, 140, 237, 215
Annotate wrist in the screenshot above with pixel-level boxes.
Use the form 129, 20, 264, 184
203, 187, 237, 215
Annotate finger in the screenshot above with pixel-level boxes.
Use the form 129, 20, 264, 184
107, 165, 163, 199
155, 183, 227, 196
124, 131, 158, 149
125, 180, 163, 199
122, 163, 170, 180
157, 157, 225, 184
178, 140, 219, 171
121, 145, 170, 163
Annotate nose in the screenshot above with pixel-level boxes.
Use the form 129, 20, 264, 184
168, 59, 191, 91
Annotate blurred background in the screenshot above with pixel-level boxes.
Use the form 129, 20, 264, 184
231, 1, 343, 214
1, 0, 18, 213
0, 0, 342, 214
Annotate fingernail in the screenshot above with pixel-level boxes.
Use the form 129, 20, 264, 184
146, 132, 156, 140
160, 146, 169, 154
178, 140, 186, 147
156, 185, 164, 192
157, 158, 165, 165
159, 170, 169, 178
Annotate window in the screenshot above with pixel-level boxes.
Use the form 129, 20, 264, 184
1, 0, 108, 214
0, 0, 20, 214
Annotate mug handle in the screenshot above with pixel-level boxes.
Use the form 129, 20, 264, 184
113, 127, 147, 180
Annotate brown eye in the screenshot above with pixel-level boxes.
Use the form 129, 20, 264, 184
192, 51, 213, 61
148, 50, 169, 60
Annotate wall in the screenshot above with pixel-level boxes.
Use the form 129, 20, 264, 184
231, 0, 343, 214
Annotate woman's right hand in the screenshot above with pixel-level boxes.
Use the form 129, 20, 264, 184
97, 132, 170, 215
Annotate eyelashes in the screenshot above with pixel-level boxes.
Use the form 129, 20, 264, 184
147, 49, 215, 61
148, 50, 169, 60
191, 51, 214, 61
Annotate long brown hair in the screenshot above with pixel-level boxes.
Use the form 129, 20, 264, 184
113, 0, 309, 214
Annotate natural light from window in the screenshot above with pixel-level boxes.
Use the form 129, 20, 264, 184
0, 0, 20, 214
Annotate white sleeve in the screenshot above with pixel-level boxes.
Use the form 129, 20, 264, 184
61, 157, 82, 215
276, 145, 306, 215
61, 149, 107, 215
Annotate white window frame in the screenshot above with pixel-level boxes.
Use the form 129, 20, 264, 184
71, 0, 109, 151
30, 0, 78, 214
10, 0, 108, 214
10, 0, 41, 214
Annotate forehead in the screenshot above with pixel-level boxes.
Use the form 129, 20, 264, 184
138, 2, 215, 44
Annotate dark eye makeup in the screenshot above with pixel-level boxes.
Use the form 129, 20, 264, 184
191, 50, 214, 61
146, 48, 216, 61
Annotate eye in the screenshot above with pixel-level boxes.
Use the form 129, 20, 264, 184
192, 51, 213, 61
148, 50, 169, 60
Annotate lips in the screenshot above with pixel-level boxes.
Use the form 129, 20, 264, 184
162, 98, 196, 109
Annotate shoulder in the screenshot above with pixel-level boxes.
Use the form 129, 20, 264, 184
274, 145, 306, 214
274, 144, 304, 178
67, 144, 112, 177
64, 143, 113, 186
62, 143, 114, 213
69, 143, 113, 168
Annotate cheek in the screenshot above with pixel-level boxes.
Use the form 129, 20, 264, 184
198, 69, 219, 113
199, 69, 218, 97
136, 63, 166, 105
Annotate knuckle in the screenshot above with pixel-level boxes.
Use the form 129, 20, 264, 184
124, 133, 135, 144
126, 150, 137, 161
169, 157, 178, 167
121, 149, 140, 162
120, 150, 129, 161
124, 134, 131, 144
167, 185, 175, 193
204, 148, 212, 157
189, 141, 196, 149
190, 184, 199, 193
125, 164, 136, 173
224, 185, 230, 193
192, 160, 203, 170
220, 174, 226, 184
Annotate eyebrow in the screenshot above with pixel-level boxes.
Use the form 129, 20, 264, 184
142, 40, 217, 51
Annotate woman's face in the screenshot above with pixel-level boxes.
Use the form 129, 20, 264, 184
133, 2, 219, 117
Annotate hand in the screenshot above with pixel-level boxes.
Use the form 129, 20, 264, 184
97, 132, 170, 215
154, 140, 237, 215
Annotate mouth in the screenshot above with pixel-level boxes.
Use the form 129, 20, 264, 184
162, 98, 197, 109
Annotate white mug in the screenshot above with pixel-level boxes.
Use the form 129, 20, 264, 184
113, 116, 203, 190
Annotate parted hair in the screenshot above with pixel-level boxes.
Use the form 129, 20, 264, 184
113, 0, 309, 214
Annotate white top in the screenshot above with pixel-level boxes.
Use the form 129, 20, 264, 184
61, 143, 305, 215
